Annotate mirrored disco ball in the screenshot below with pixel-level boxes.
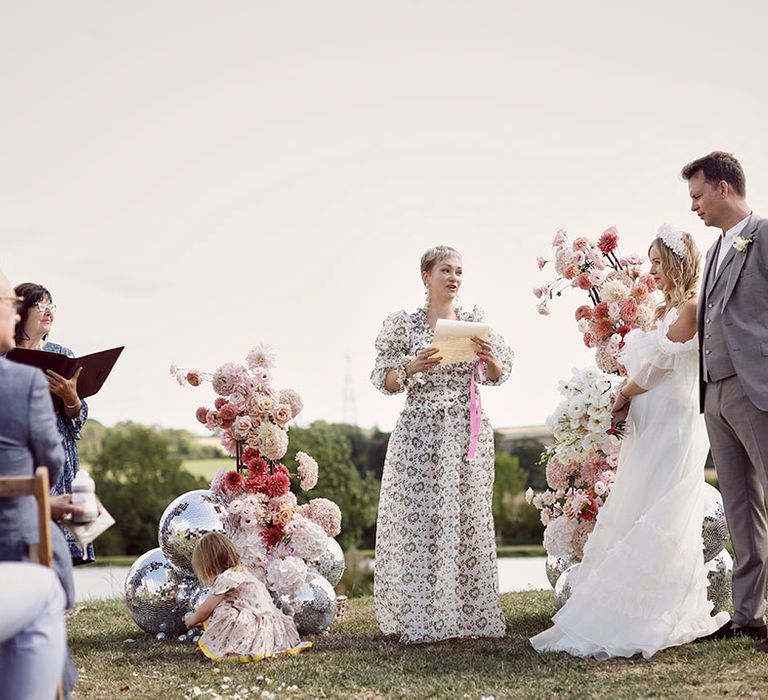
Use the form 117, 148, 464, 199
275, 568, 336, 635
124, 548, 193, 636
706, 549, 733, 614
158, 489, 228, 576
702, 483, 729, 563
546, 554, 577, 589
309, 537, 346, 588
554, 563, 580, 611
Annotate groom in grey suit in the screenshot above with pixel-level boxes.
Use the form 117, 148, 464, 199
683, 151, 768, 650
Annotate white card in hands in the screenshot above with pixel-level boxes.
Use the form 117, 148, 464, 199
432, 319, 490, 364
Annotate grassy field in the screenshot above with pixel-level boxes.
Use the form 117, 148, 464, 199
182, 458, 232, 481
68, 592, 764, 700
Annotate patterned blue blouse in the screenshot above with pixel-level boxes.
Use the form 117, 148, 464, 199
43, 341, 95, 563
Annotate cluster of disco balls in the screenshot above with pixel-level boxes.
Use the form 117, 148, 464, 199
546, 483, 732, 612
124, 489, 346, 641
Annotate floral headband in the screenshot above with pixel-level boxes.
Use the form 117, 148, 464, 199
657, 223, 687, 257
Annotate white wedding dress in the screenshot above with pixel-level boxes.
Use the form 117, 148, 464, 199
530, 308, 729, 659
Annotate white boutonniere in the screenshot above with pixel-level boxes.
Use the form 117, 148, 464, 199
733, 235, 753, 253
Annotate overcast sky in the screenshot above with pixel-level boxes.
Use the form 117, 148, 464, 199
2, 1, 766, 434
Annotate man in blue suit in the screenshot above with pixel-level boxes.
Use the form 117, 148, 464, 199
0, 269, 80, 698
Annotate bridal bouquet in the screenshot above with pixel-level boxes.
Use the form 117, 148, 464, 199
526, 367, 622, 560
534, 227, 657, 373
171, 347, 342, 597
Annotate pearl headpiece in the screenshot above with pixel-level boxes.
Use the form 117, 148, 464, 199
657, 223, 687, 258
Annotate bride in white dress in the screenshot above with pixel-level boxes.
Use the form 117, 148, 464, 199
530, 225, 729, 659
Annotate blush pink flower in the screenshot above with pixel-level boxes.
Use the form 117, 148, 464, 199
537, 256, 548, 270
300, 498, 342, 537
219, 403, 238, 421
572, 237, 590, 251
536, 300, 550, 316
563, 263, 580, 280
619, 298, 640, 323
575, 305, 592, 322
195, 406, 209, 424
205, 410, 222, 430
296, 451, 319, 491
552, 228, 566, 247
575, 273, 593, 290
273, 404, 293, 426
278, 389, 303, 420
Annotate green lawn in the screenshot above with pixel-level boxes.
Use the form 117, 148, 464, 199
69, 593, 764, 699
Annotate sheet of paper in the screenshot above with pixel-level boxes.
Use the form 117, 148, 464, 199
432, 319, 490, 364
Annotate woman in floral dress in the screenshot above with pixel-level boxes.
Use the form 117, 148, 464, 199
371, 246, 514, 644
14, 283, 93, 563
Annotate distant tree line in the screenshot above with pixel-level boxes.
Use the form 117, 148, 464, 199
81, 420, 546, 556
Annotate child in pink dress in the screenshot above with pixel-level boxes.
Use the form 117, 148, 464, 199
185, 532, 311, 662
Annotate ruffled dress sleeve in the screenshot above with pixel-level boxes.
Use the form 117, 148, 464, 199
619, 308, 697, 391
471, 306, 514, 386
370, 311, 413, 395
211, 567, 250, 596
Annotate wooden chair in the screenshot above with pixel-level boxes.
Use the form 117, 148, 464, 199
0, 466, 54, 566
0, 466, 63, 699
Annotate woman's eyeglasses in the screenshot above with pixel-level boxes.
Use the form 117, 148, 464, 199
35, 302, 57, 315
0, 296, 24, 313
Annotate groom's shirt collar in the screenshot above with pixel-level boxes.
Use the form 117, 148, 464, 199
717, 213, 751, 271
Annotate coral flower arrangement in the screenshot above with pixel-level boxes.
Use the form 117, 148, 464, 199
535, 227, 657, 373
171, 346, 342, 597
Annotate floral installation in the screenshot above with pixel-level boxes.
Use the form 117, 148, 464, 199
534, 227, 658, 373
525, 367, 623, 560
733, 234, 754, 253
171, 346, 342, 598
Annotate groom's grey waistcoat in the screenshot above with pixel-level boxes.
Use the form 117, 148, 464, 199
698, 214, 768, 411
701, 243, 737, 383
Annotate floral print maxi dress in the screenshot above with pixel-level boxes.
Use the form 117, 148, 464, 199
371, 306, 513, 643
43, 341, 93, 562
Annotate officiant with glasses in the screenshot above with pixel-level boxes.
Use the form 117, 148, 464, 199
370, 245, 514, 644
13, 282, 94, 564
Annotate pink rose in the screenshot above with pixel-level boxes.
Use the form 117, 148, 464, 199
195, 406, 209, 424
273, 404, 292, 426
575, 305, 592, 322
186, 370, 202, 386
219, 403, 238, 421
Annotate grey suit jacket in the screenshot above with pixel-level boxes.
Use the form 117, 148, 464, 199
0, 355, 74, 606
698, 214, 768, 411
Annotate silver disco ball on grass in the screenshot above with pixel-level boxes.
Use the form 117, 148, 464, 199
124, 548, 196, 636
309, 537, 346, 587
274, 568, 337, 635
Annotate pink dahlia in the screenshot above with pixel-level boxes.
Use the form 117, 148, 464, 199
597, 227, 619, 254
224, 470, 245, 493
296, 451, 319, 491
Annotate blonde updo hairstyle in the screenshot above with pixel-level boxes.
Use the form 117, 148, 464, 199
420, 245, 462, 284
650, 231, 701, 320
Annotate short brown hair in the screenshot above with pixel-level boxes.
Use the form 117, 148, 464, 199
191, 532, 240, 584
681, 151, 746, 197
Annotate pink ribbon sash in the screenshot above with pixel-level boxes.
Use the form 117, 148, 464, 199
467, 359, 484, 461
